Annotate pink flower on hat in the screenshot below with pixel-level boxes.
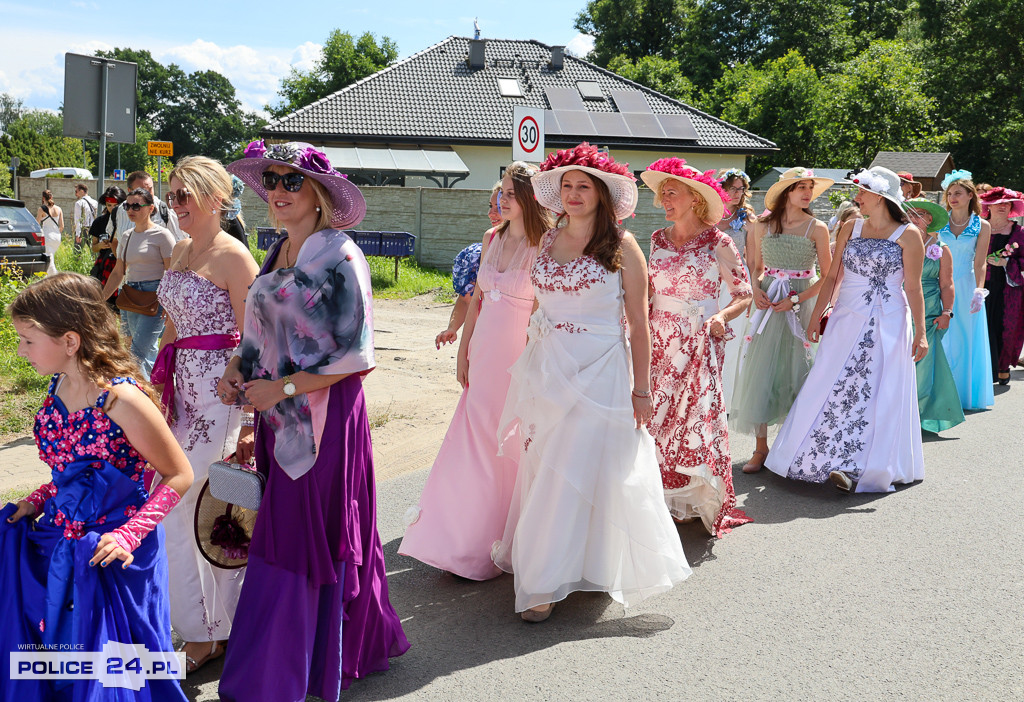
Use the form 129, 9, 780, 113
298, 147, 332, 174
243, 140, 267, 159
646, 157, 731, 206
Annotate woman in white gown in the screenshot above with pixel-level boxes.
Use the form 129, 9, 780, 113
492, 143, 691, 622
766, 167, 927, 493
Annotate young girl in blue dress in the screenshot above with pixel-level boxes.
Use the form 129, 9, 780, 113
0, 272, 192, 702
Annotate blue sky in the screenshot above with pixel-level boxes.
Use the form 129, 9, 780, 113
1, 0, 594, 115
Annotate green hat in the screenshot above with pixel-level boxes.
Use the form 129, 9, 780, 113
905, 198, 948, 233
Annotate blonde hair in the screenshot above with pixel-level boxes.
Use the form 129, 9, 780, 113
657, 179, 713, 224
266, 167, 334, 232
490, 180, 503, 196
168, 156, 233, 214
942, 179, 981, 216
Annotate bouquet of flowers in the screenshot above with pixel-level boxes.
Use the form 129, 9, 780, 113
987, 241, 1019, 263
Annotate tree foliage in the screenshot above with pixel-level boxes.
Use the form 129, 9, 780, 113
575, 0, 1019, 183
268, 31, 399, 119
0, 110, 93, 177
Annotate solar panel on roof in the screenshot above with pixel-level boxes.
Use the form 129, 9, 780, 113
544, 110, 563, 134
656, 114, 699, 140
553, 111, 596, 136
609, 90, 653, 113
589, 112, 631, 138
622, 113, 665, 138
545, 86, 587, 111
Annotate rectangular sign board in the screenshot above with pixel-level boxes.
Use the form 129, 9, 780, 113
512, 106, 545, 162
147, 141, 173, 157
62, 53, 137, 144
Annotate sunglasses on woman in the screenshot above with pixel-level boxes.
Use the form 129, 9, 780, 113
165, 189, 192, 206
124, 202, 151, 211
262, 171, 306, 192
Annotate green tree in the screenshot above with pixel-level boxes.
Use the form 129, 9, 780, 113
704, 51, 823, 175
606, 55, 699, 104
814, 40, 959, 167
0, 93, 26, 134
575, 0, 681, 67
269, 31, 399, 118
0, 110, 93, 176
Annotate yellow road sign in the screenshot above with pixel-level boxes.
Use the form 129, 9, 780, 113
147, 141, 173, 157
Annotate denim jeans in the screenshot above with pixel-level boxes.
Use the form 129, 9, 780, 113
120, 279, 165, 377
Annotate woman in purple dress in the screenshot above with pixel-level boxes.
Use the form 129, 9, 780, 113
980, 187, 1024, 384
218, 141, 408, 701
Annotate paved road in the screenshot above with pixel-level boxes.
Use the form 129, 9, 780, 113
174, 372, 1023, 701
3, 312, 1021, 700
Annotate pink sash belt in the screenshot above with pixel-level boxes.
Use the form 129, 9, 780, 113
151, 331, 240, 420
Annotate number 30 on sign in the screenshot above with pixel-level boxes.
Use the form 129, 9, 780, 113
512, 107, 544, 162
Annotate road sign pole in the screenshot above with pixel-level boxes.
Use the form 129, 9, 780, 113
157, 156, 162, 199
96, 59, 110, 196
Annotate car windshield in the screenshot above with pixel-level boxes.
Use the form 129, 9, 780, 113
0, 206, 37, 227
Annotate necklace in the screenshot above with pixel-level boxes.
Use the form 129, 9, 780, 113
667, 222, 705, 248
185, 232, 218, 270
949, 211, 970, 228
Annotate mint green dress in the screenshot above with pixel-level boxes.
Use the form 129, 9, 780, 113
731, 227, 820, 436
916, 241, 965, 433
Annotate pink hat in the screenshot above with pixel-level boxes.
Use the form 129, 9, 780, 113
979, 186, 1024, 218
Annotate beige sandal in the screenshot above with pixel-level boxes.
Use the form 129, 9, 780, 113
742, 450, 768, 473
521, 603, 555, 623
183, 640, 226, 674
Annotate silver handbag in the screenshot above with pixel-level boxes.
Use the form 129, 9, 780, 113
208, 460, 265, 512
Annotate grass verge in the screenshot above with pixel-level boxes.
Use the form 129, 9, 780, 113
368, 256, 454, 302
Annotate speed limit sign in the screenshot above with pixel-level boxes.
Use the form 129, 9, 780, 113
512, 106, 545, 162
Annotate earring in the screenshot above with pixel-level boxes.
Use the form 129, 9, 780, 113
211, 208, 217, 214
315, 206, 321, 212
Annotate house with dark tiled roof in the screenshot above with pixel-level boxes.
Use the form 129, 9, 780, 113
262, 36, 777, 189
869, 152, 955, 192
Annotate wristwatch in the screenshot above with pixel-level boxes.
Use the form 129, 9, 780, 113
281, 375, 297, 397
941, 308, 954, 319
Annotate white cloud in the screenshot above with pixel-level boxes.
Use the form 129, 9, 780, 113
290, 42, 322, 74
565, 33, 595, 59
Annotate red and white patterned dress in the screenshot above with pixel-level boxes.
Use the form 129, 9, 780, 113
648, 226, 753, 535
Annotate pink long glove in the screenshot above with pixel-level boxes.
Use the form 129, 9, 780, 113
21, 482, 57, 512
110, 483, 181, 553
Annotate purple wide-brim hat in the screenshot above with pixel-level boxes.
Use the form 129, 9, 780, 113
226, 140, 366, 229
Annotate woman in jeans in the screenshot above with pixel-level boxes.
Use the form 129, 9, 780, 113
101, 188, 175, 374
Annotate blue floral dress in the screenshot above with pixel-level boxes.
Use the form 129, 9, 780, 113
766, 220, 924, 493
0, 375, 185, 701
452, 242, 483, 296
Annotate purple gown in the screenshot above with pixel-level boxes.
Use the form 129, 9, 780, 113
219, 233, 408, 701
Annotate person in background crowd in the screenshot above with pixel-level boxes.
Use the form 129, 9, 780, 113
219, 140, 408, 700
435, 180, 504, 347
828, 200, 862, 243
730, 167, 833, 473
35, 189, 64, 276
492, 143, 691, 622
715, 167, 756, 407
642, 158, 753, 536
100, 188, 175, 375
220, 174, 248, 246
116, 170, 185, 242
72, 182, 97, 250
767, 166, 926, 493
88, 186, 126, 309
897, 173, 923, 201
980, 187, 1024, 384
153, 156, 260, 673
400, 162, 551, 579
937, 170, 994, 409
907, 198, 965, 432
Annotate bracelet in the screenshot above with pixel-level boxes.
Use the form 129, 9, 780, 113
241, 412, 255, 428
631, 388, 652, 398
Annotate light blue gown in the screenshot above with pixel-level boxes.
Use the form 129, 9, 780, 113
937, 214, 994, 410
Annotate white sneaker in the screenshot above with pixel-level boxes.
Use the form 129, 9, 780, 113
829, 470, 853, 492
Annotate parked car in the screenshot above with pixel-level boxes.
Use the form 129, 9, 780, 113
0, 197, 48, 276
29, 167, 94, 179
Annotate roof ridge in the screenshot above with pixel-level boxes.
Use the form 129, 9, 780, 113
265, 35, 461, 128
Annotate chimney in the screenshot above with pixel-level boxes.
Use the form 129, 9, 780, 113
468, 39, 486, 69
550, 46, 564, 70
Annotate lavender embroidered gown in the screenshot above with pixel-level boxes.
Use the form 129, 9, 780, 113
766, 220, 924, 492
156, 270, 244, 643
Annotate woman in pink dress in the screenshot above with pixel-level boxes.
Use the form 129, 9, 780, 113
399, 162, 552, 580
641, 159, 753, 536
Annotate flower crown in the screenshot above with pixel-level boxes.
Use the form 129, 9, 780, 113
941, 169, 973, 190
647, 157, 730, 204
538, 142, 635, 180
718, 168, 750, 186
849, 167, 902, 202
242, 139, 344, 178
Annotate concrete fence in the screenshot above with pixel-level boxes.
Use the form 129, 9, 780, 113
16, 177, 943, 271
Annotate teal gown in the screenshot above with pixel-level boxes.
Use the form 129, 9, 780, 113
915, 241, 965, 432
